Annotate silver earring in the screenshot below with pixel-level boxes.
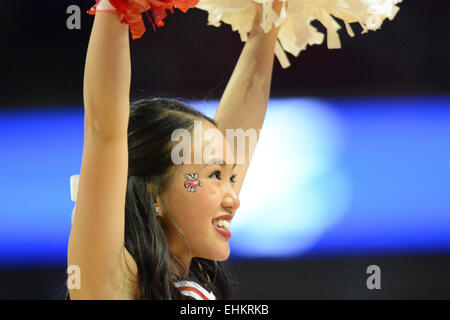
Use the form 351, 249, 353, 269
155, 206, 160, 213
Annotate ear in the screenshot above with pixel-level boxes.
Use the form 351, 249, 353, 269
153, 195, 163, 217
147, 183, 163, 217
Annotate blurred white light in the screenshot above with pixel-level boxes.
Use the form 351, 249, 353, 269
227, 98, 353, 257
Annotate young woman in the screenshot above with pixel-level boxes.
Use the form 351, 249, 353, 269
67, 0, 283, 300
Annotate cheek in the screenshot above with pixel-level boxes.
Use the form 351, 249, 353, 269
191, 183, 223, 228
196, 180, 221, 209
172, 180, 221, 222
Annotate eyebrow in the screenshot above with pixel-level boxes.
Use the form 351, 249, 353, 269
203, 158, 237, 169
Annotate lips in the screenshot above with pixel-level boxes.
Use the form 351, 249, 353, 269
213, 223, 231, 239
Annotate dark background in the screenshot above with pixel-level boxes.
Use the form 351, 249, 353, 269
0, 0, 449, 299
1, 0, 449, 108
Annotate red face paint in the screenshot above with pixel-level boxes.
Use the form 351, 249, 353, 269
184, 173, 203, 192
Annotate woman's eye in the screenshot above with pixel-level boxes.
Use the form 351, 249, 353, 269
210, 171, 237, 184
210, 170, 221, 179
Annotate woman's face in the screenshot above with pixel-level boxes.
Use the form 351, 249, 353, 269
159, 121, 240, 267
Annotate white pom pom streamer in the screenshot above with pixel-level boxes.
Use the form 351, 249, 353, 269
196, 0, 403, 68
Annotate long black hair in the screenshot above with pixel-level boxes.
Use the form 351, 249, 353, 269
65, 97, 238, 300
125, 97, 238, 299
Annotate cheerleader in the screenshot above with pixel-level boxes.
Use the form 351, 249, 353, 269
67, 0, 284, 299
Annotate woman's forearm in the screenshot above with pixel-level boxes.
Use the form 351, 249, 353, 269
215, 5, 281, 135
83, 1, 131, 137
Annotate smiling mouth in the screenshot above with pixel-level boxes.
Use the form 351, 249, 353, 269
212, 222, 231, 239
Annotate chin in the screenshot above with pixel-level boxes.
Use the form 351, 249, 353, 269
214, 252, 230, 262
212, 246, 230, 261
203, 245, 230, 262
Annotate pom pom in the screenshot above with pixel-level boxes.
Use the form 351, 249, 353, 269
196, 0, 403, 68
88, 0, 200, 39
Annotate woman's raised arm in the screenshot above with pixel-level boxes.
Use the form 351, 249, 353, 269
68, 0, 135, 299
214, 0, 283, 196
83, 0, 131, 138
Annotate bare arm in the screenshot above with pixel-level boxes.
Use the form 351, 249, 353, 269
214, 1, 282, 195
83, 1, 131, 137
68, 0, 133, 299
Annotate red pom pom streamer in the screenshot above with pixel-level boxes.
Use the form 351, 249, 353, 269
87, 0, 200, 40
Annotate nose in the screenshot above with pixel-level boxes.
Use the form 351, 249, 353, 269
222, 184, 240, 214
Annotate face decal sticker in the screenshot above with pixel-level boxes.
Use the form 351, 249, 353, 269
184, 173, 203, 192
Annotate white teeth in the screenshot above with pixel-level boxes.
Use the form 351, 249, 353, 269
214, 219, 230, 229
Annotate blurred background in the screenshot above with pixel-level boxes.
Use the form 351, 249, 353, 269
0, 0, 449, 299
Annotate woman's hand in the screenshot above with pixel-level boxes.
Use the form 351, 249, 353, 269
97, 0, 116, 10
272, 0, 285, 16
251, 0, 285, 35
